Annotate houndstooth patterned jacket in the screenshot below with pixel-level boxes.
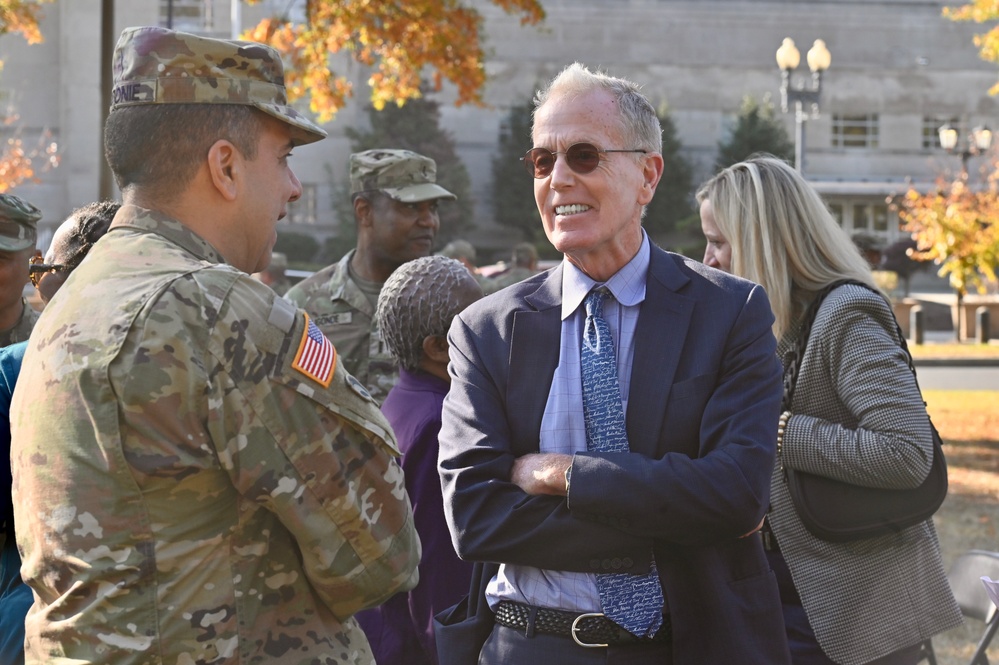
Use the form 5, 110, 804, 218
769, 284, 962, 665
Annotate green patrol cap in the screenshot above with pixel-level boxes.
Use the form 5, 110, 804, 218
350, 149, 456, 203
439, 240, 476, 263
110, 26, 326, 146
0, 193, 42, 252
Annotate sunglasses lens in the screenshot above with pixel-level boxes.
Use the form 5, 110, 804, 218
565, 144, 601, 174
525, 148, 555, 178
524, 143, 607, 178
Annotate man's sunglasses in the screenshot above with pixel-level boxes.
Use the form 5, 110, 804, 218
521, 143, 647, 179
28, 254, 70, 288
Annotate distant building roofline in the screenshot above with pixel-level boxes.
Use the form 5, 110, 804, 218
808, 179, 937, 197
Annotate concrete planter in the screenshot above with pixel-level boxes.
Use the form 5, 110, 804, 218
952, 296, 998, 341
891, 298, 921, 339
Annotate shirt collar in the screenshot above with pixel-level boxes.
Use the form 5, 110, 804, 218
109, 204, 227, 265
560, 230, 650, 320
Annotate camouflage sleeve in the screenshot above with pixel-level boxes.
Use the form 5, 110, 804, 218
283, 281, 307, 307
206, 275, 421, 618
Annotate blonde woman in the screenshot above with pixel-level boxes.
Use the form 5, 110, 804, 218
696, 155, 961, 665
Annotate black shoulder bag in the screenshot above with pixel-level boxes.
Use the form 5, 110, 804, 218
781, 280, 948, 542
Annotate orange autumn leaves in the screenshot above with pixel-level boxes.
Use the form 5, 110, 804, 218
243, 0, 544, 123
896, 174, 999, 299
0, 0, 59, 192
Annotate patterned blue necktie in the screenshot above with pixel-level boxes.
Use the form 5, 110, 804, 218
581, 288, 664, 638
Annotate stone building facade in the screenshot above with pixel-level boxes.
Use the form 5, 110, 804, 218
1, 0, 996, 261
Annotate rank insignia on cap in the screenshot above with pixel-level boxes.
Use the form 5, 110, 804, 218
292, 314, 336, 387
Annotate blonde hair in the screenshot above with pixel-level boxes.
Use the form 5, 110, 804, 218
695, 155, 877, 339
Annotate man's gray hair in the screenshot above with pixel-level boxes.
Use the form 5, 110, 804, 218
533, 62, 662, 153
376, 255, 481, 371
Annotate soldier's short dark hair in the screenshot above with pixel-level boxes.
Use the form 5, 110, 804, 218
104, 104, 264, 200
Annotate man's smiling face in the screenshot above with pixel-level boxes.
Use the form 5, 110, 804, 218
532, 88, 657, 280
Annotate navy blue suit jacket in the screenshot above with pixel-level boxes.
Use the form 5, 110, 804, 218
438, 245, 791, 664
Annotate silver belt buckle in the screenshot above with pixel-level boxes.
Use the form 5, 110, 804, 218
571, 612, 608, 648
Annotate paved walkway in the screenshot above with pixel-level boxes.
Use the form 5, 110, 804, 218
916, 366, 999, 390
908, 330, 999, 390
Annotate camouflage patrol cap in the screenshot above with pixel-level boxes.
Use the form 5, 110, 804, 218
0, 193, 42, 252
439, 240, 476, 263
350, 149, 456, 203
110, 26, 326, 145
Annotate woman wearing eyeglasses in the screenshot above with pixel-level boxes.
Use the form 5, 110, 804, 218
696, 155, 961, 665
28, 201, 121, 306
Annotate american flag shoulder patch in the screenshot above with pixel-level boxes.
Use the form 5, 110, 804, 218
292, 313, 336, 387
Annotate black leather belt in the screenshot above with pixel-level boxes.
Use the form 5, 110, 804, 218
494, 600, 671, 648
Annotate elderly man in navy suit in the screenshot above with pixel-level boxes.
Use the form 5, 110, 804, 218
437, 63, 792, 665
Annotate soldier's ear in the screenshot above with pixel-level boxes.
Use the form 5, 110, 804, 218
207, 139, 239, 202
353, 195, 374, 227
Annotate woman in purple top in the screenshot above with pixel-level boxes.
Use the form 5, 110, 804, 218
356, 255, 483, 665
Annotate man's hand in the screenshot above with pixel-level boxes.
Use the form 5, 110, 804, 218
741, 517, 765, 538
510, 453, 573, 497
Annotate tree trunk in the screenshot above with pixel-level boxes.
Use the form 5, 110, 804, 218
98, 0, 115, 202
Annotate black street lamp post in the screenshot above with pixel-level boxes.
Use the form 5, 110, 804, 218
938, 123, 993, 178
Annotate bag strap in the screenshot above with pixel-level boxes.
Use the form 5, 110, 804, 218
781, 279, 921, 411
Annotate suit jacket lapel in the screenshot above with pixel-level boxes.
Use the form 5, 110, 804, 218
507, 265, 562, 455
627, 247, 693, 455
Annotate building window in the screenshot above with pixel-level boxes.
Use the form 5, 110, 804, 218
831, 114, 879, 148
923, 115, 959, 150
160, 0, 215, 33
853, 203, 888, 233
827, 203, 844, 227
286, 184, 317, 225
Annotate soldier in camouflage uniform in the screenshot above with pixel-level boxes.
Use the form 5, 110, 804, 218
285, 150, 455, 402
0, 194, 42, 347
482, 241, 540, 294
11, 26, 419, 665
253, 251, 292, 296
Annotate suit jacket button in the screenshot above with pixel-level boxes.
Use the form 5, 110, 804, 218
611, 558, 622, 569
623, 557, 634, 567
590, 559, 600, 570
601, 558, 611, 570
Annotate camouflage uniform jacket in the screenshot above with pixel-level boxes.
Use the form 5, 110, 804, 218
285, 252, 397, 402
0, 298, 39, 347
269, 276, 292, 297
11, 205, 420, 665
483, 266, 537, 295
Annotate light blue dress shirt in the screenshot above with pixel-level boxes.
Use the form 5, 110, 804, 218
485, 232, 651, 611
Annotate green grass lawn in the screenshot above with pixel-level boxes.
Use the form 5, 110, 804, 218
922, 390, 999, 665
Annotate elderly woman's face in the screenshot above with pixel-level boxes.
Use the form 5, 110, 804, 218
36, 216, 81, 304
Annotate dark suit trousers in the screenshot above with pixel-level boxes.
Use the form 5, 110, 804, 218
479, 624, 674, 665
